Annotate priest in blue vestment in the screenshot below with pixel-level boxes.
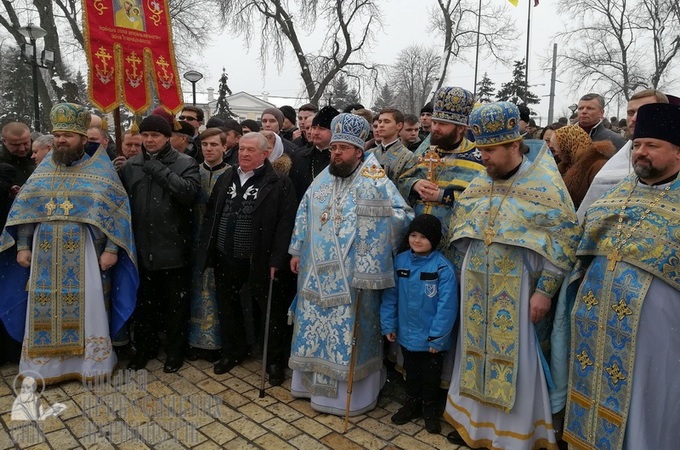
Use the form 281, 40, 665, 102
288, 113, 413, 416
564, 102, 680, 450
0, 103, 138, 384
445, 102, 581, 449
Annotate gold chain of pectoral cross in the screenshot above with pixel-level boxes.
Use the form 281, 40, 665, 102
484, 178, 519, 246
319, 179, 353, 233
607, 179, 671, 271
45, 167, 75, 217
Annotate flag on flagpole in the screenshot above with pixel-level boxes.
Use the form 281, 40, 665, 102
508, 0, 539, 6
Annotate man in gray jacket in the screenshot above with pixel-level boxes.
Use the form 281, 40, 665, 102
119, 114, 200, 373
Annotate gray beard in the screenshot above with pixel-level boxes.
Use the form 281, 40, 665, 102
633, 162, 661, 180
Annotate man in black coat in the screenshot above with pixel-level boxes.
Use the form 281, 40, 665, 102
197, 132, 296, 384
0, 122, 34, 186
288, 106, 339, 204
119, 114, 200, 373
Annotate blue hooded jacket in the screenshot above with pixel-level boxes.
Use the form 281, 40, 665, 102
380, 249, 458, 352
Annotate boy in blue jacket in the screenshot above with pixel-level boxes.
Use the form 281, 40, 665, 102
381, 214, 458, 434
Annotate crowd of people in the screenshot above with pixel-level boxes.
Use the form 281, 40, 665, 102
1, 84, 679, 450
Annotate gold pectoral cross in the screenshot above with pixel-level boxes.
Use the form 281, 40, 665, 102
484, 227, 495, 246
607, 248, 622, 271
59, 198, 74, 216
45, 198, 57, 216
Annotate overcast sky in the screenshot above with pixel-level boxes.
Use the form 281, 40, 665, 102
186, 0, 585, 125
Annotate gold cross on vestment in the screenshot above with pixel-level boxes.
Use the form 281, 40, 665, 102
45, 198, 57, 216
59, 198, 74, 216
419, 148, 443, 183
607, 248, 622, 271
484, 227, 495, 246
582, 290, 598, 311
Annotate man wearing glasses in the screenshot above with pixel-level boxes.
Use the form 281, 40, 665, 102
178, 106, 204, 152
288, 113, 413, 416
0, 122, 34, 186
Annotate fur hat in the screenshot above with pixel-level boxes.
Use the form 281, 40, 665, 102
139, 114, 172, 137
469, 102, 523, 148
261, 108, 284, 129
407, 214, 442, 249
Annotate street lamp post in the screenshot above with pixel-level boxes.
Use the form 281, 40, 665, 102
183, 70, 203, 106
18, 24, 51, 132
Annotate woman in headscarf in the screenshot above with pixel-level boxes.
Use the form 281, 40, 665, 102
260, 130, 292, 176
550, 125, 615, 208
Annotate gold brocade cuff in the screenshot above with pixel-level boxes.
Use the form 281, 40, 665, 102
16, 235, 31, 251
536, 270, 563, 298
104, 240, 119, 255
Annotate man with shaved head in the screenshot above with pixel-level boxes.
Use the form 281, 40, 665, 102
1, 122, 34, 186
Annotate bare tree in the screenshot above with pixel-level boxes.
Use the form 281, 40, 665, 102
557, 0, 680, 101
0, 0, 77, 127
217, 0, 382, 105
389, 45, 441, 115
430, 0, 516, 92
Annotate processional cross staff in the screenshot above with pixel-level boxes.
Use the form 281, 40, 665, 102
419, 147, 443, 183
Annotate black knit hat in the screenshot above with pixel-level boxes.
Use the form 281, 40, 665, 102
312, 106, 340, 129
206, 117, 226, 128
279, 105, 297, 125
220, 119, 243, 135
420, 102, 433, 114
407, 214, 442, 249
140, 114, 172, 137
634, 103, 680, 147
241, 119, 260, 132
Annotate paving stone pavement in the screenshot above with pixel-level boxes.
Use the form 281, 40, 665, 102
0, 354, 472, 450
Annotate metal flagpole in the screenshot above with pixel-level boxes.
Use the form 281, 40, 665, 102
524, 0, 532, 103
343, 289, 363, 433
473, 0, 483, 97
259, 276, 275, 398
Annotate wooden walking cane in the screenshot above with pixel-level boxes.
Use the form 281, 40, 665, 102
259, 276, 275, 398
343, 289, 363, 433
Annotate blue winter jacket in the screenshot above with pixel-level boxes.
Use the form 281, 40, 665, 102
380, 249, 458, 352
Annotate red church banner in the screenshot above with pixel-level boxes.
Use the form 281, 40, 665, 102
82, 0, 183, 114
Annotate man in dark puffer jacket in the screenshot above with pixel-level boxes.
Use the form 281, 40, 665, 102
119, 114, 200, 373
